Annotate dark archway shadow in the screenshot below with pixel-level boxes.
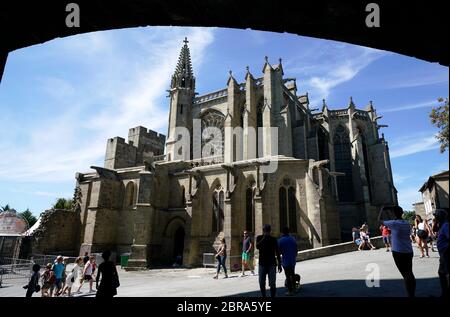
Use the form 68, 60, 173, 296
226, 277, 441, 297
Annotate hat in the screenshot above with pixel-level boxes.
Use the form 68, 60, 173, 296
46, 263, 52, 269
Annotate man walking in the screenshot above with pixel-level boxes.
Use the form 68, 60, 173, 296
278, 227, 298, 296
379, 205, 416, 297
240, 230, 255, 277
256, 224, 282, 297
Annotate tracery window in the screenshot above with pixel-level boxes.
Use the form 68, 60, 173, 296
333, 125, 354, 202
201, 110, 225, 159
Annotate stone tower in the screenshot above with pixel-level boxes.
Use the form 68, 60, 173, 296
166, 38, 195, 161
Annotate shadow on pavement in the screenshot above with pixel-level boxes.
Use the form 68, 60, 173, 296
227, 277, 441, 297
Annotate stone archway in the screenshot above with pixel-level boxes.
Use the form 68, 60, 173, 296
173, 226, 185, 265
164, 217, 186, 264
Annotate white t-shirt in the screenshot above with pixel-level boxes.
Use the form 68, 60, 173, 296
418, 222, 425, 230
383, 220, 413, 253
84, 261, 93, 275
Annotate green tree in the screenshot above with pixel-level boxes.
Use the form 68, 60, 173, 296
52, 198, 73, 210
403, 210, 416, 225
19, 208, 38, 228
0, 204, 11, 212
430, 97, 449, 153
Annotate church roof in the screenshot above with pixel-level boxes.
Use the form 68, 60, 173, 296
174, 37, 193, 78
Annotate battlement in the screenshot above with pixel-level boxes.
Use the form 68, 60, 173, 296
128, 126, 166, 145
105, 137, 138, 169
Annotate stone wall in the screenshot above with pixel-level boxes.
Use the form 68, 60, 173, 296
0, 236, 20, 258
296, 236, 384, 261
30, 209, 81, 256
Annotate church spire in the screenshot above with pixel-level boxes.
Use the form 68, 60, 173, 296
171, 37, 195, 90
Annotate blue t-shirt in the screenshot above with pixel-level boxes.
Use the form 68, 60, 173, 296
383, 220, 413, 253
437, 221, 449, 252
53, 262, 65, 279
278, 235, 297, 267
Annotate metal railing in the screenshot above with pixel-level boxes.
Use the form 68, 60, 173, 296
0, 257, 34, 287
0, 254, 82, 287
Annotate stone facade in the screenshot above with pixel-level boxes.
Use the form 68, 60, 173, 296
35, 39, 397, 268
419, 170, 449, 218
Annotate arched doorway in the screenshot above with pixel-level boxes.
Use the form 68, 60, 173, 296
173, 226, 185, 265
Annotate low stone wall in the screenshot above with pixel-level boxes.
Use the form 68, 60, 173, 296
297, 236, 385, 262
30, 209, 81, 256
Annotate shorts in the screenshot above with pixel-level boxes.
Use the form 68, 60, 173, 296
355, 239, 362, 246
392, 251, 413, 276
84, 275, 92, 281
242, 252, 251, 262
50, 278, 63, 291
382, 236, 390, 244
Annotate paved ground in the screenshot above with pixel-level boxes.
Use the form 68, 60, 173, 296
0, 247, 442, 297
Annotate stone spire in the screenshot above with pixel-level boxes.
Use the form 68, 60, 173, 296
171, 37, 195, 89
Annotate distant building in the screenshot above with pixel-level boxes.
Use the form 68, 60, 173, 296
412, 202, 426, 219
419, 170, 449, 217
0, 210, 29, 258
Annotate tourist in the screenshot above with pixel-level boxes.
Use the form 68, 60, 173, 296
213, 238, 228, 279
430, 218, 438, 252
62, 256, 83, 297
379, 205, 416, 297
256, 224, 282, 297
83, 251, 89, 265
24, 264, 41, 298
96, 250, 120, 297
359, 226, 376, 250
278, 227, 298, 296
40, 263, 53, 297
410, 224, 416, 243
92, 256, 97, 278
415, 215, 431, 258
433, 209, 449, 297
380, 224, 392, 251
352, 227, 362, 248
239, 230, 255, 277
59, 257, 69, 294
77, 255, 96, 293
50, 255, 65, 297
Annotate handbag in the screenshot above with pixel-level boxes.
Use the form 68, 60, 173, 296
35, 284, 41, 293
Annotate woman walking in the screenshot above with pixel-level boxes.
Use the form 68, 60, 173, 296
415, 215, 431, 258
62, 256, 83, 297
213, 238, 228, 279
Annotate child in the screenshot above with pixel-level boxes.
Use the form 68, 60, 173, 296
40, 263, 53, 297
24, 264, 41, 298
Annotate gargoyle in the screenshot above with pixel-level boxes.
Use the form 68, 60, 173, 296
221, 164, 238, 198
90, 166, 119, 181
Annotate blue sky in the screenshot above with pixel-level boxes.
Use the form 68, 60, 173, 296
0, 26, 448, 216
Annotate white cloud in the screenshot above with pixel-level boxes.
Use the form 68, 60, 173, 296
0, 27, 215, 183
397, 187, 423, 210
286, 44, 387, 106
390, 132, 440, 158
386, 73, 448, 89
393, 173, 411, 184
381, 100, 437, 113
